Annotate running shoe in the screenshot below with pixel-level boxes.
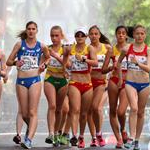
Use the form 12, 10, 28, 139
124, 138, 134, 149
53, 135, 60, 147
59, 134, 69, 145
24, 127, 29, 141
90, 138, 99, 147
13, 134, 21, 144
21, 138, 32, 149
45, 135, 54, 144
78, 136, 85, 148
70, 136, 78, 146
133, 140, 141, 150
121, 130, 128, 144
115, 138, 123, 149
97, 134, 106, 147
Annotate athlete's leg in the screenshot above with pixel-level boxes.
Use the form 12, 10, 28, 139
125, 84, 138, 139
68, 85, 81, 137
28, 82, 42, 139
79, 88, 93, 137
136, 86, 150, 140
108, 80, 121, 141
118, 89, 128, 132
59, 96, 69, 133
55, 85, 68, 133
16, 85, 29, 125
44, 82, 56, 135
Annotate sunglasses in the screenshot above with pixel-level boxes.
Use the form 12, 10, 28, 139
75, 33, 86, 38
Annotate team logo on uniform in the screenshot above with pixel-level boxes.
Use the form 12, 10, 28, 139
21, 81, 24, 85
22, 47, 25, 51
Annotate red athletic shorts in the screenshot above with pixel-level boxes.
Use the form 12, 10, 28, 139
69, 81, 93, 95
91, 78, 106, 90
110, 76, 125, 90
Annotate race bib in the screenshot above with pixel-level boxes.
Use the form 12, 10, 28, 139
92, 54, 105, 69
49, 56, 62, 69
20, 55, 38, 71
128, 54, 147, 71
71, 55, 88, 71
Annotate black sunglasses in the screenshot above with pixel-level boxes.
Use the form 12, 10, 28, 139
75, 32, 86, 38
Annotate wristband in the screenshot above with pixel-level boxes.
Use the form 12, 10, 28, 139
44, 63, 48, 68
82, 57, 86, 62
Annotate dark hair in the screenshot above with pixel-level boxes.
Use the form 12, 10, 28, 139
115, 25, 128, 35
127, 26, 134, 38
17, 21, 38, 40
89, 25, 110, 45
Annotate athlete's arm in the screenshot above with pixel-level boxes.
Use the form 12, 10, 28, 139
39, 44, 50, 72
63, 46, 72, 69
85, 45, 98, 67
6, 42, 21, 66
101, 46, 113, 74
0, 51, 6, 77
135, 47, 150, 73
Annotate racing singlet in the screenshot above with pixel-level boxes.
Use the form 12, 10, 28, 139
47, 46, 64, 73
70, 44, 90, 73
17, 40, 42, 71
126, 44, 148, 71
113, 45, 127, 71
92, 44, 107, 71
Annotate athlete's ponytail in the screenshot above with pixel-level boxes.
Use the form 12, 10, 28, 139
89, 25, 111, 45
17, 21, 38, 40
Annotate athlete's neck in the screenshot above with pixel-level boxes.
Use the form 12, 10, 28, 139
25, 38, 37, 47
134, 42, 145, 47
116, 41, 126, 49
91, 41, 100, 48
52, 43, 62, 52
76, 43, 86, 52
133, 42, 145, 52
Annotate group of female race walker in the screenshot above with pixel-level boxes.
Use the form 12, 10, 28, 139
0, 21, 149, 150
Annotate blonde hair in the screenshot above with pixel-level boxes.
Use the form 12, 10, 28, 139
50, 25, 68, 42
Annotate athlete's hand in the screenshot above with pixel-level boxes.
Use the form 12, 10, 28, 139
3, 74, 8, 83
38, 63, 47, 73
117, 78, 123, 89
75, 54, 82, 61
0, 70, 6, 78
16, 60, 24, 67
131, 55, 138, 65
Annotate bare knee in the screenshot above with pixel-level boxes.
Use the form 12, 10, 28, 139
130, 107, 138, 114
117, 109, 126, 117
80, 112, 87, 120
49, 104, 56, 112
137, 111, 145, 118
71, 107, 80, 115
29, 109, 37, 117
109, 108, 117, 117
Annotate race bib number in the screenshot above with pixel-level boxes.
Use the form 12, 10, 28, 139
71, 55, 88, 71
49, 56, 62, 69
128, 54, 147, 71
20, 55, 38, 71
92, 54, 105, 69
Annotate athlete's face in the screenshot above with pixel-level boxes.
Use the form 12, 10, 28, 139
89, 28, 100, 43
26, 24, 37, 39
50, 29, 62, 45
133, 27, 146, 44
75, 32, 87, 44
116, 28, 127, 43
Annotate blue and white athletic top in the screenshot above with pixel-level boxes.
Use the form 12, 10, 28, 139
17, 40, 43, 71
